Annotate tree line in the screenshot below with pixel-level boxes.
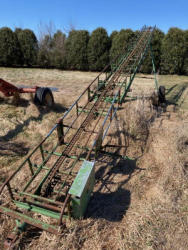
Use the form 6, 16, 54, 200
0, 26, 187, 75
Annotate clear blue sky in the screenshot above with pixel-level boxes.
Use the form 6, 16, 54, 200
0, 0, 187, 36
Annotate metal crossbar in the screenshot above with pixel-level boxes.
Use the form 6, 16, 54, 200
0, 26, 155, 248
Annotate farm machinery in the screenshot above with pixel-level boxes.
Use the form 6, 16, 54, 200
0, 26, 160, 248
0, 78, 54, 107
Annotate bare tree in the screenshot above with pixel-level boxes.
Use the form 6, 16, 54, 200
37, 21, 66, 68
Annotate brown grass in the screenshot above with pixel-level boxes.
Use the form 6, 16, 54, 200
0, 68, 188, 249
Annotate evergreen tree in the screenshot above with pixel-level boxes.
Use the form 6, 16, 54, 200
87, 27, 110, 71
38, 30, 66, 69
110, 31, 118, 44
134, 30, 141, 39
15, 28, 23, 36
0, 27, 22, 66
16, 29, 38, 66
110, 29, 135, 62
51, 30, 66, 69
141, 28, 164, 74
183, 30, 188, 75
161, 28, 186, 74
65, 30, 89, 70
37, 34, 53, 68
110, 31, 118, 41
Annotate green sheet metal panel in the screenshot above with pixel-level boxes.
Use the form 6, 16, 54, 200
69, 160, 95, 218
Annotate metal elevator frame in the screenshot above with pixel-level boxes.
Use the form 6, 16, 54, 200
0, 26, 157, 248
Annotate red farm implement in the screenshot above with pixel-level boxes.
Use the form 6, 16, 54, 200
0, 78, 54, 107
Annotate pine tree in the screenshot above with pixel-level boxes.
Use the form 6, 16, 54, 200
110, 29, 135, 62
37, 34, 53, 68
87, 27, 110, 71
65, 30, 89, 70
110, 31, 118, 43
16, 29, 38, 66
141, 28, 164, 74
183, 30, 188, 75
51, 30, 66, 69
0, 27, 22, 66
161, 28, 186, 74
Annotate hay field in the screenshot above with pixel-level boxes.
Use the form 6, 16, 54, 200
0, 68, 188, 249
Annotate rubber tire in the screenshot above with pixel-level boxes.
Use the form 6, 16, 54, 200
158, 85, 166, 104
34, 87, 54, 107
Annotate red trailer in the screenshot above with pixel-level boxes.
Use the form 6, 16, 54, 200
0, 78, 54, 107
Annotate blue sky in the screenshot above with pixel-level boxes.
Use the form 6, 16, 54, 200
0, 0, 187, 36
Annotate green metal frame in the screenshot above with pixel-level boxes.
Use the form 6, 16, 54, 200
150, 45, 159, 91
69, 160, 95, 218
0, 27, 157, 246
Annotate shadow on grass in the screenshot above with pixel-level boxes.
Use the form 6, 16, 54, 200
19, 227, 42, 250
121, 82, 188, 109
86, 156, 144, 222
0, 103, 67, 141
166, 84, 178, 95
86, 106, 148, 222
0, 141, 29, 157
0, 96, 30, 107
166, 82, 188, 106
87, 188, 131, 221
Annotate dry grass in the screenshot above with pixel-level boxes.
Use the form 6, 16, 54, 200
119, 110, 188, 249
0, 68, 188, 249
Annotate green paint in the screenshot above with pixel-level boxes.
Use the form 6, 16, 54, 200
0, 205, 57, 233
69, 160, 95, 218
17, 191, 58, 205
69, 161, 94, 197
150, 45, 159, 91
0, 28, 156, 237
14, 200, 61, 219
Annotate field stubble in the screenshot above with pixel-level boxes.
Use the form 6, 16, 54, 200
0, 68, 188, 249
